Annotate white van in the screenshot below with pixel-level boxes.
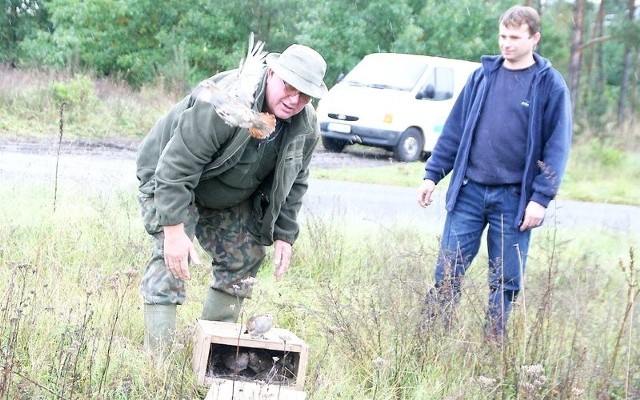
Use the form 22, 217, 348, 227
316, 53, 480, 161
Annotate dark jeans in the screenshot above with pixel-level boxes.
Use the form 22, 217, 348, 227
428, 179, 532, 337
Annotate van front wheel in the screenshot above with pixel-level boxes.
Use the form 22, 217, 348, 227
321, 136, 348, 153
393, 128, 424, 162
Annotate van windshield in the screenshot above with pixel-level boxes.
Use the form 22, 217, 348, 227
342, 55, 428, 91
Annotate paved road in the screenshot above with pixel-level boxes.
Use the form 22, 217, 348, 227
304, 179, 640, 234
1, 144, 638, 235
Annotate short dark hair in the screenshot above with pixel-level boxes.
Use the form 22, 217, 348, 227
500, 6, 540, 36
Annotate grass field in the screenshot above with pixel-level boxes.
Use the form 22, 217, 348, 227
1, 66, 639, 399
0, 180, 638, 399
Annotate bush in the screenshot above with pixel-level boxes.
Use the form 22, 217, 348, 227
50, 74, 97, 108
583, 138, 626, 169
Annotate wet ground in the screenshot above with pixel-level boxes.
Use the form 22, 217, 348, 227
1, 136, 639, 233
0, 136, 396, 170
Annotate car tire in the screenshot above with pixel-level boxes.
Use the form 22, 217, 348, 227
321, 136, 348, 153
393, 128, 424, 162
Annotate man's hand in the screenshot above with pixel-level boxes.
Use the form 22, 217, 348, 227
520, 201, 546, 231
273, 239, 293, 280
163, 223, 201, 280
417, 179, 436, 208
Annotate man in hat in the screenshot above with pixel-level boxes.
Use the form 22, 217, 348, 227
136, 43, 328, 352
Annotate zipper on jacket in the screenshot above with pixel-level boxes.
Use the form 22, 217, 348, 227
201, 133, 252, 175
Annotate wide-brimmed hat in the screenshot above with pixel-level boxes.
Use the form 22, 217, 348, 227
266, 44, 328, 99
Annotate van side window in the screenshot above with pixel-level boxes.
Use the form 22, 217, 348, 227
418, 67, 454, 101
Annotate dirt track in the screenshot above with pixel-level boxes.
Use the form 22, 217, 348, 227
1, 136, 639, 234
0, 136, 396, 170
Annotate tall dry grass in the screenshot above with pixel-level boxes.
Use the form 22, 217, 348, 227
0, 64, 179, 139
1, 180, 637, 399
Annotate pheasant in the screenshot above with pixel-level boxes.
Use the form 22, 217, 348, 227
194, 33, 276, 139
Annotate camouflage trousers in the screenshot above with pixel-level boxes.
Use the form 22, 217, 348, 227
138, 194, 266, 305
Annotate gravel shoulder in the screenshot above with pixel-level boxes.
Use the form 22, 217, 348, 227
2, 136, 639, 233
0, 136, 396, 169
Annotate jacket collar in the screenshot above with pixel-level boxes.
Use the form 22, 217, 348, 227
480, 52, 551, 76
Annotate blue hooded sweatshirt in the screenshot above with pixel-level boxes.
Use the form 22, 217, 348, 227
424, 53, 573, 227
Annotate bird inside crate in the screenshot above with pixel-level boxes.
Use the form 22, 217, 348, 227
206, 343, 298, 385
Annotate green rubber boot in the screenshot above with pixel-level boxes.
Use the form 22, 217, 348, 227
144, 304, 177, 354
200, 288, 243, 322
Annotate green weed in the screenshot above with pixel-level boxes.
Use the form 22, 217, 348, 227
0, 182, 638, 398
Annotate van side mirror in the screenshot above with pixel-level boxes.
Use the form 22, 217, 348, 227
417, 84, 436, 100
336, 73, 345, 83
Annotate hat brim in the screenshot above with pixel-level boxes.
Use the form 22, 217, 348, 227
266, 53, 328, 99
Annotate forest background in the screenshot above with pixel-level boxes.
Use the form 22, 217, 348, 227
2, 0, 639, 135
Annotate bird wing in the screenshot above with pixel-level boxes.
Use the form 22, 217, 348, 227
193, 32, 275, 139
232, 32, 267, 107
246, 315, 257, 332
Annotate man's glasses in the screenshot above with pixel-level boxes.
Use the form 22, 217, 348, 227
279, 76, 312, 103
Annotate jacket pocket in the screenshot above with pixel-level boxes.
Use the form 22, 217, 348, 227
138, 194, 163, 235
251, 191, 268, 222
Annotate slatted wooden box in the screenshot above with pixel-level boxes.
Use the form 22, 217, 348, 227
193, 320, 309, 399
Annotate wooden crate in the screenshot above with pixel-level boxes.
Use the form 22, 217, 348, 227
204, 378, 306, 400
193, 320, 309, 399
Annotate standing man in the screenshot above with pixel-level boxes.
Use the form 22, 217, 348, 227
417, 6, 572, 338
136, 43, 328, 352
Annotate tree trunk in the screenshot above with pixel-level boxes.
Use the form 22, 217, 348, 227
630, 49, 638, 125
568, 0, 586, 114
616, 0, 636, 125
533, 0, 543, 55
581, 2, 596, 119
588, 0, 607, 132
594, 0, 607, 129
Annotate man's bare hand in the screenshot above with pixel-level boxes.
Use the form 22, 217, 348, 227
520, 201, 546, 231
273, 240, 292, 280
163, 223, 201, 280
417, 179, 436, 208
